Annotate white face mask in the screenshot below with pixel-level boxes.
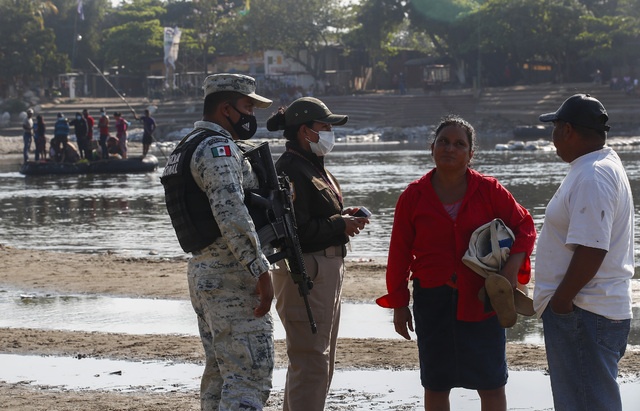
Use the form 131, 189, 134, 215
306, 129, 335, 156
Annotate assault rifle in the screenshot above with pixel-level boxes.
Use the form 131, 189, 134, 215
242, 142, 317, 334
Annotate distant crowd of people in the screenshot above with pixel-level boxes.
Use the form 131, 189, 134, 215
22, 108, 156, 164
609, 75, 639, 96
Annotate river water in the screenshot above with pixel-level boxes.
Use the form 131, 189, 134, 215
3, 137, 640, 406
3, 137, 640, 276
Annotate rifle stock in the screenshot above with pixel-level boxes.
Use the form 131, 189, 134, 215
243, 142, 317, 334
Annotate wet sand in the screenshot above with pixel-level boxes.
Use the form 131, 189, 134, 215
1, 245, 640, 409
3, 134, 640, 408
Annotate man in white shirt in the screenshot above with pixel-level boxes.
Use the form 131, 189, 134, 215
534, 94, 634, 411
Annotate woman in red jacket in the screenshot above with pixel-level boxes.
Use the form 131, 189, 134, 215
377, 115, 536, 410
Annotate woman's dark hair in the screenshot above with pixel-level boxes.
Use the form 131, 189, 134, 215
266, 107, 314, 141
432, 114, 477, 152
203, 91, 241, 116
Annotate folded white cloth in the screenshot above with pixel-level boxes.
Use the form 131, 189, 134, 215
463, 218, 535, 316
462, 218, 514, 278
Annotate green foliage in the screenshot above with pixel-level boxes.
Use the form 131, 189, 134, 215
475, 0, 586, 57
118, 0, 166, 22
580, 0, 621, 17
241, 0, 348, 77
0, 0, 69, 92
98, 0, 167, 74
103, 19, 164, 74
406, 0, 483, 63
578, 14, 640, 65
389, 19, 437, 52
344, 0, 405, 56
0, 0, 639, 95
410, 0, 482, 23
470, 0, 589, 80
617, 0, 640, 17
185, 0, 245, 67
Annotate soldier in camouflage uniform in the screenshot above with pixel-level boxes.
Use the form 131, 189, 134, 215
161, 73, 274, 410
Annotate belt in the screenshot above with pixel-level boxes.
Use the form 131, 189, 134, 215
308, 245, 347, 258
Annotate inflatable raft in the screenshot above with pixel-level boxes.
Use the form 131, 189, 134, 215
20, 155, 159, 176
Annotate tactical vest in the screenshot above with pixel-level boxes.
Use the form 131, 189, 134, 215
160, 129, 226, 253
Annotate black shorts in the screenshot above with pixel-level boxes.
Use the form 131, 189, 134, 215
412, 281, 507, 391
142, 133, 153, 145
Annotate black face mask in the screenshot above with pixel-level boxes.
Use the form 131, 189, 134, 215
227, 104, 257, 140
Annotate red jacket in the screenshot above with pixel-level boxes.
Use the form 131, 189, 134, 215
84, 115, 95, 139
376, 168, 536, 322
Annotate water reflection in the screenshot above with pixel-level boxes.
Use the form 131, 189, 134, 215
2, 290, 640, 345
2, 143, 640, 278
0, 354, 638, 409
0, 290, 398, 340
0, 354, 530, 409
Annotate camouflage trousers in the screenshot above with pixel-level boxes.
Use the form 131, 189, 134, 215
188, 259, 274, 410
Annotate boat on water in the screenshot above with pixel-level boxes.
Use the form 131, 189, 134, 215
495, 139, 554, 152
512, 125, 552, 139
20, 155, 159, 176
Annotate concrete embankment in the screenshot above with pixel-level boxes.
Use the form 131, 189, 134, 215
2, 82, 639, 142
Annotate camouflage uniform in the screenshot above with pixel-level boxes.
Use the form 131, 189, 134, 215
187, 120, 274, 410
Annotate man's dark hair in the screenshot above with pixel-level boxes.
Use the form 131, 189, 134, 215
203, 91, 242, 116
571, 122, 607, 142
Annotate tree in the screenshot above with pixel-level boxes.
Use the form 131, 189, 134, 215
189, 0, 244, 74
471, 0, 588, 82
102, 20, 164, 75
0, 0, 69, 96
161, 1, 212, 73
240, 0, 348, 80
32, 0, 59, 26
101, 0, 166, 75
580, 0, 620, 17
405, 0, 482, 85
342, 0, 406, 89
577, 0, 640, 75
43, 0, 113, 72
578, 14, 640, 74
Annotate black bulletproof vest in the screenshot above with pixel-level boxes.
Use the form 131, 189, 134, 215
160, 129, 225, 253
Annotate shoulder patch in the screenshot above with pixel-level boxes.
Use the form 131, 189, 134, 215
207, 137, 229, 144
212, 145, 232, 158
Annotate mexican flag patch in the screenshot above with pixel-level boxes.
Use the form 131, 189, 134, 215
212, 145, 232, 157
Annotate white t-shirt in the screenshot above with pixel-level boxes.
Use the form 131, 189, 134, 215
533, 147, 634, 320
23, 117, 33, 135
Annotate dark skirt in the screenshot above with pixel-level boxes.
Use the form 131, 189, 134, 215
412, 281, 507, 391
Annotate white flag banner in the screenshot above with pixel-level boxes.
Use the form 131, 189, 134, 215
77, 0, 84, 20
163, 27, 182, 70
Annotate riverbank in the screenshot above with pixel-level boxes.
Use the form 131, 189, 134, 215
4, 82, 640, 144
1, 245, 640, 410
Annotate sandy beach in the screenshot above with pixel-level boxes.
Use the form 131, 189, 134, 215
1, 244, 639, 410
2, 131, 640, 409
